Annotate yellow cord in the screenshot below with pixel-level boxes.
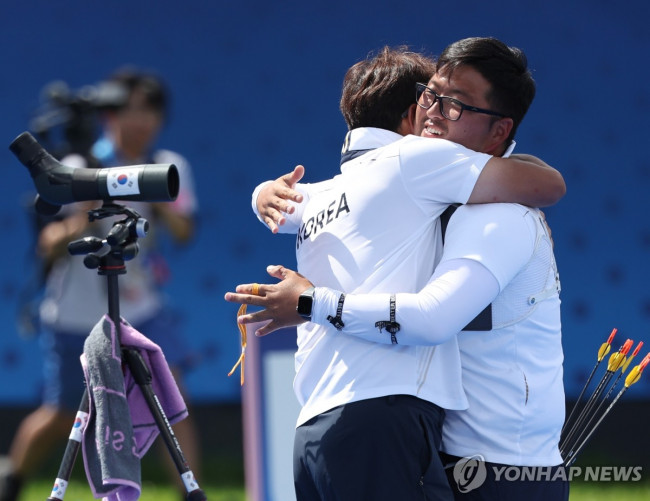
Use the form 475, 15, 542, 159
228, 303, 247, 385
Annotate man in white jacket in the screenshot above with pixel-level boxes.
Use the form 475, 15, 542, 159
227, 39, 566, 501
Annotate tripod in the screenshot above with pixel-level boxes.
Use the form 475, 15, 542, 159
47, 202, 206, 501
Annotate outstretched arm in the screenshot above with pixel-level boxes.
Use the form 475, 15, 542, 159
467, 154, 566, 207
224, 260, 499, 341
253, 165, 305, 233
224, 204, 534, 340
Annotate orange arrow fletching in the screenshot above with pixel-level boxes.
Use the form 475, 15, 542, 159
598, 328, 618, 361
607, 340, 632, 372
624, 352, 650, 388
607, 328, 618, 344
640, 352, 650, 371
621, 339, 634, 356
625, 365, 642, 387
607, 352, 625, 372
622, 342, 645, 373
597, 343, 611, 362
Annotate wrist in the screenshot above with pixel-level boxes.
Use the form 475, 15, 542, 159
252, 180, 273, 223
311, 288, 343, 326
296, 286, 316, 320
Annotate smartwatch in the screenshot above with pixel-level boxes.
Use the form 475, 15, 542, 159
296, 287, 316, 320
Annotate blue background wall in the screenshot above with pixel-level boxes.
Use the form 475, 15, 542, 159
1, 0, 649, 405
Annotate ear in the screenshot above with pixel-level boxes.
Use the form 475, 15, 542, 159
488, 117, 514, 153
396, 104, 417, 136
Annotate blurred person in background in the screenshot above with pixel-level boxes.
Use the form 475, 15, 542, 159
0, 67, 200, 501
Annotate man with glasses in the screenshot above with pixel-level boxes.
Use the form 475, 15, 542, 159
412, 38, 567, 500
227, 39, 567, 500
416, 82, 507, 121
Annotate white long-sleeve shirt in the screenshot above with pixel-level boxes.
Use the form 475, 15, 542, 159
255, 128, 493, 426
252, 130, 564, 466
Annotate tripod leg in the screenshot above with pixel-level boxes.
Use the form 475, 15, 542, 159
122, 348, 207, 501
46, 391, 90, 501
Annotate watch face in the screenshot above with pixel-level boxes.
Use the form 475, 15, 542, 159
297, 287, 315, 319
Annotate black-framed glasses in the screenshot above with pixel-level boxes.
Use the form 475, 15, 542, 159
415, 82, 506, 121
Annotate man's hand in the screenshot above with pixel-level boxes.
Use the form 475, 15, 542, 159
257, 165, 305, 233
224, 264, 314, 336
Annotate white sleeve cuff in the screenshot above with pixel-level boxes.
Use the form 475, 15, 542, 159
251, 180, 273, 227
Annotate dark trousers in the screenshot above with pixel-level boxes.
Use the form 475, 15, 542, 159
293, 394, 454, 501
440, 452, 570, 501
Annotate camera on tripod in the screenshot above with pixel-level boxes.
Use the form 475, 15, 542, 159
12, 76, 179, 216
30, 80, 129, 159
8, 75, 207, 501
10, 131, 179, 216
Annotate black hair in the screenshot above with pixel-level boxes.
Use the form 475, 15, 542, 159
340, 46, 436, 131
436, 37, 535, 143
106, 66, 169, 118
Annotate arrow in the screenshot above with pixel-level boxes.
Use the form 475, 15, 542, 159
560, 338, 633, 458
564, 352, 650, 467
561, 328, 617, 438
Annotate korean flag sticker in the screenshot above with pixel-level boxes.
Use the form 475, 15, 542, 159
107, 167, 141, 197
